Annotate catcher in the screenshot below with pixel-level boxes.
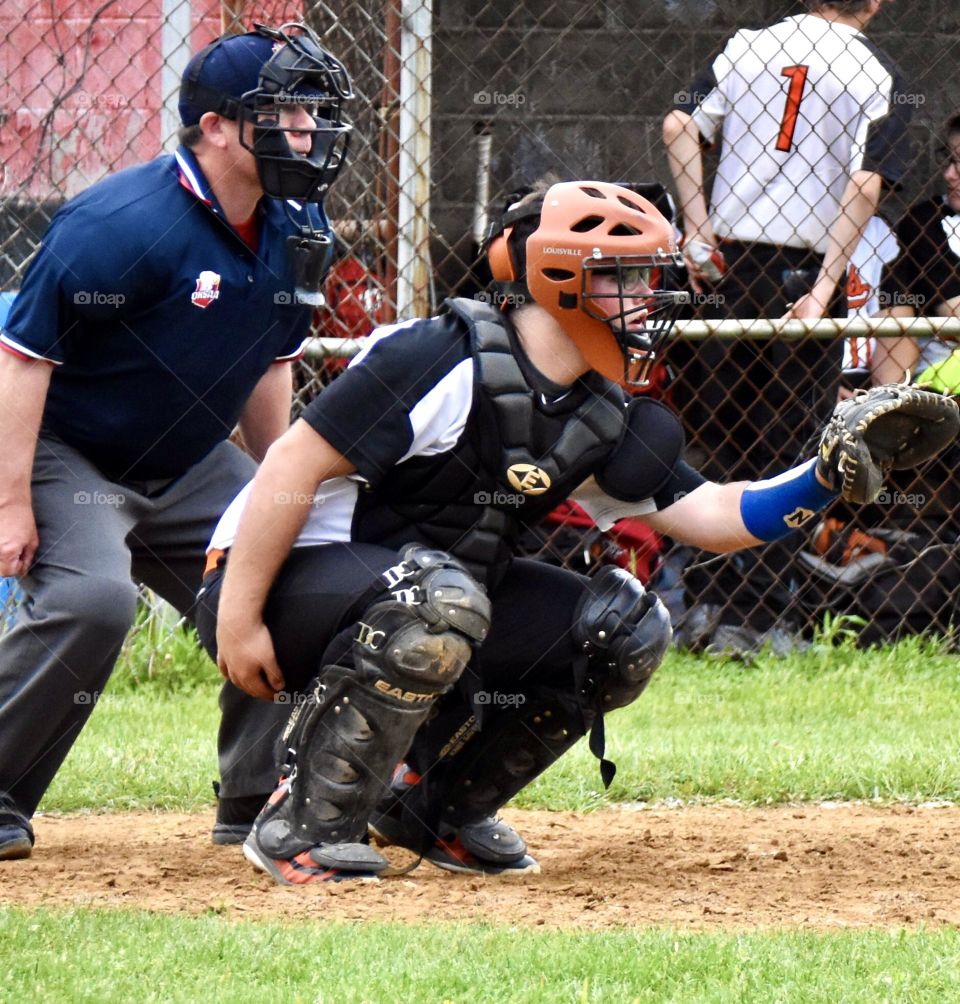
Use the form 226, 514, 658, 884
196, 180, 958, 884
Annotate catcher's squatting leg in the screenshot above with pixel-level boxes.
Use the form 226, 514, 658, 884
370, 564, 672, 874
244, 545, 491, 884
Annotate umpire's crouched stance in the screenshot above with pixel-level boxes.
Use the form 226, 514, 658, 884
197, 180, 959, 884
0, 23, 353, 860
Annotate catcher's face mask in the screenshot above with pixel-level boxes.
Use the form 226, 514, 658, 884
580, 257, 683, 387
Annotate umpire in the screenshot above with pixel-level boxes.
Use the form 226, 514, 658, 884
0, 23, 352, 859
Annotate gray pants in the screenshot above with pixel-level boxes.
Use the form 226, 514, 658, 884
0, 434, 288, 821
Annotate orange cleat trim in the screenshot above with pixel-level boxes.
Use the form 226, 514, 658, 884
274, 850, 338, 885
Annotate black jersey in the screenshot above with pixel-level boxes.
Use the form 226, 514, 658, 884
210, 303, 703, 582
881, 197, 960, 312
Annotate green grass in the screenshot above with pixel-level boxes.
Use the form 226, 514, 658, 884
42, 690, 220, 812
40, 617, 221, 812
519, 634, 960, 810
2, 908, 960, 1003
39, 632, 960, 814
21, 637, 960, 1001
112, 608, 215, 693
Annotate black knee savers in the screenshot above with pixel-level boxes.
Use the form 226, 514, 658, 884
572, 565, 672, 711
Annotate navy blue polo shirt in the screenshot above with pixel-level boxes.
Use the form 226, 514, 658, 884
0, 147, 323, 480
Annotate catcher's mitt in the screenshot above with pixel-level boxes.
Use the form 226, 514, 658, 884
816, 384, 960, 504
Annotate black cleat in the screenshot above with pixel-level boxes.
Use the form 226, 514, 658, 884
369, 765, 539, 876
0, 822, 33, 861
211, 783, 269, 845
0, 796, 33, 861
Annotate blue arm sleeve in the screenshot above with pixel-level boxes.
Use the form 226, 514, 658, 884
739, 459, 837, 542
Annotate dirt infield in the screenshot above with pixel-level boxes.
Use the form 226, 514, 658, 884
3, 804, 959, 929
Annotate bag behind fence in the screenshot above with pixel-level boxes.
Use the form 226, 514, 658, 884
793, 519, 960, 646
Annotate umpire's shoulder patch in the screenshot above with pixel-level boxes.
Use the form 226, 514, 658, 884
595, 397, 686, 503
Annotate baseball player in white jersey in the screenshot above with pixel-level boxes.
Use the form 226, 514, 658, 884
662, 0, 914, 653
665, 0, 911, 320
842, 214, 900, 389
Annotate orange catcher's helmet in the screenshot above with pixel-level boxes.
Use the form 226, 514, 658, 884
486, 181, 684, 385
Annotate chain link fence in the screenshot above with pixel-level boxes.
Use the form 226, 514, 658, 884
3, 1, 960, 654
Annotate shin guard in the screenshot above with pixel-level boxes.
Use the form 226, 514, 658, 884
382, 566, 672, 845
255, 546, 490, 863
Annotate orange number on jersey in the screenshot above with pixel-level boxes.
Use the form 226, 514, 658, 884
847, 263, 871, 311
776, 65, 810, 152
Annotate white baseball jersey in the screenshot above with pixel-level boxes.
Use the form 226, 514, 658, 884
843, 215, 900, 373
678, 14, 911, 254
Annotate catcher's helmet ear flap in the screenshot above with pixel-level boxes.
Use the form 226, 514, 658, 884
483, 192, 543, 301
488, 190, 546, 309
524, 181, 684, 385
487, 227, 517, 283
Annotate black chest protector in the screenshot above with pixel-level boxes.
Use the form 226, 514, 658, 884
351, 298, 627, 587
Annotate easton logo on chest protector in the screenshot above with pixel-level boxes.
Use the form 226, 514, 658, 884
506, 463, 552, 495
191, 270, 221, 309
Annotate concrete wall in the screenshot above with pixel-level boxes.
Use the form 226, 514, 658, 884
431, 0, 960, 288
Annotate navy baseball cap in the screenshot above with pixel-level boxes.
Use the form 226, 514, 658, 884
178, 31, 277, 127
